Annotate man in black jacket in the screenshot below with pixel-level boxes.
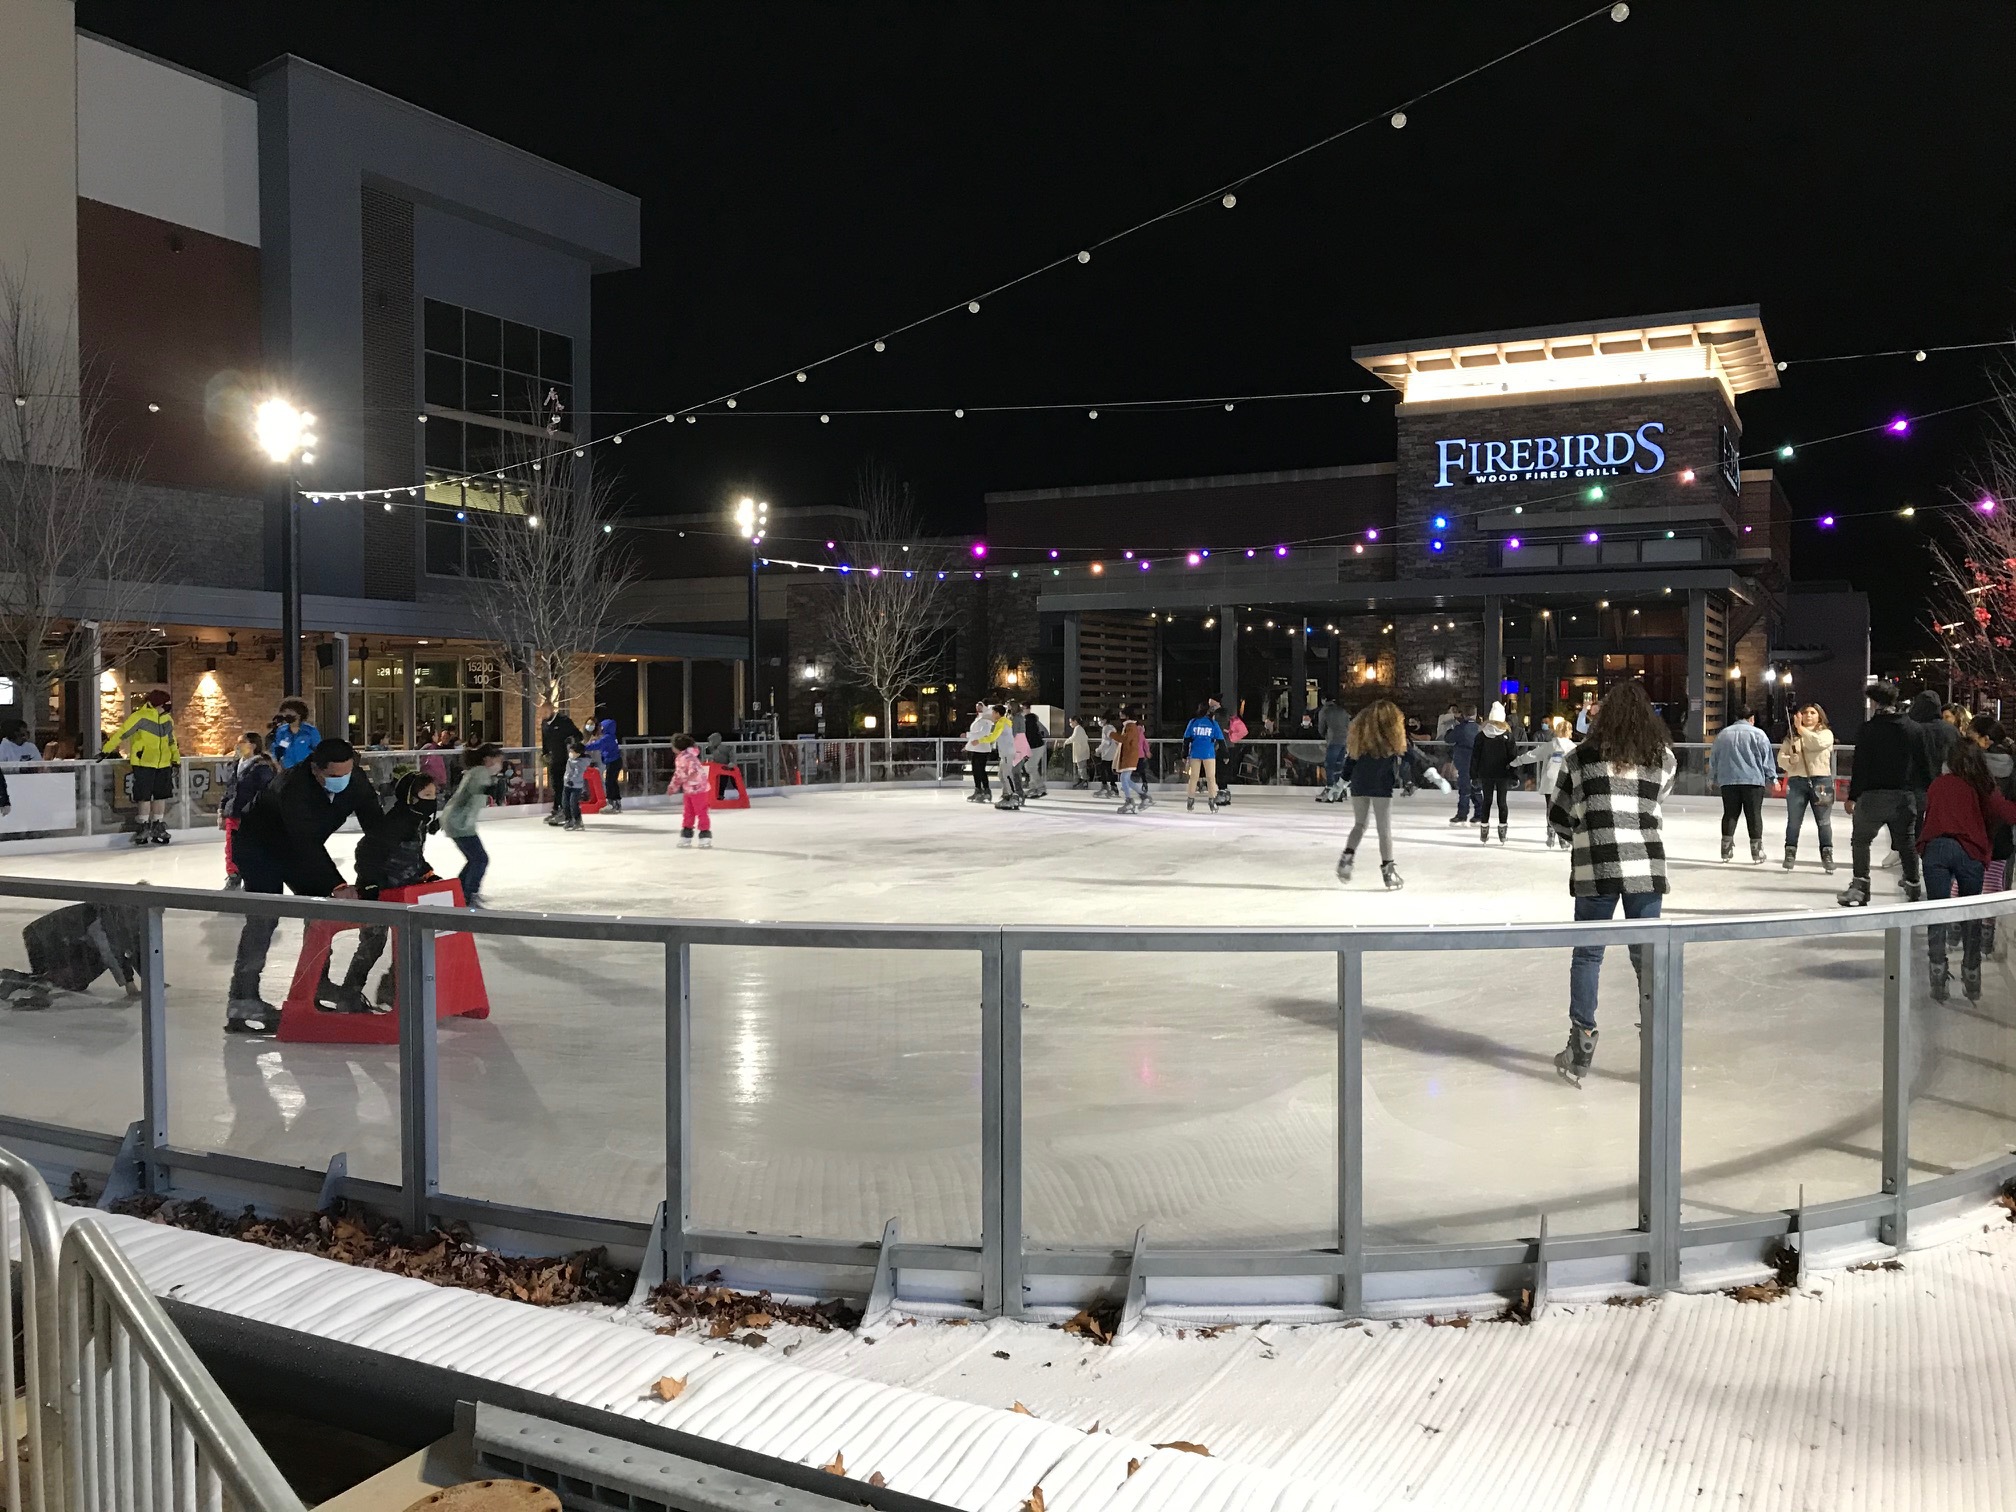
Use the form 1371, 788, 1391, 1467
1840, 682, 1923, 907
226, 738, 379, 1031
540, 708, 581, 824
1906, 688, 1959, 807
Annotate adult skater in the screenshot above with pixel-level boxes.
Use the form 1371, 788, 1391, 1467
1435, 703, 1461, 740
1114, 708, 1146, 814
321, 771, 442, 1013
1710, 706, 1776, 863
1513, 717, 1577, 847
587, 717, 624, 812
1067, 716, 1092, 788
1317, 693, 1351, 802
441, 742, 504, 905
671, 733, 714, 847
1445, 706, 1479, 824
963, 701, 997, 802
1182, 700, 1225, 812
103, 689, 180, 845
541, 706, 582, 825
1840, 682, 1923, 906
1546, 679, 1676, 1087
217, 731, 278, 888
1021, 704, 1050, 798
0, 719, 39, 763
1917, 739, 2016, 1001
1333, 699, 1415, 890
225, 738, 379, 1033
1095, 716, 1120, 797
1469, 702, 1519, 844
1780, 702, 1837, 871
992, 703, 1024, 811
270, 699, 320, 769
1, 895, 147, 1010
1970, 715, 2016, 958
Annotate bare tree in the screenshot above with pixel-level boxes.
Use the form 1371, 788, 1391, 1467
463, 435, 637, 727
0, 271, 166, 743
1927, 362, 2016, 701
819, 465, 957, 747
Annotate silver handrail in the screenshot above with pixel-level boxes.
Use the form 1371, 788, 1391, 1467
2, 1145, 62, 1512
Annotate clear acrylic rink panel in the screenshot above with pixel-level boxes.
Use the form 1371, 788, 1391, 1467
1907, 917, 2016, 1184
0, 786, 1971, 1243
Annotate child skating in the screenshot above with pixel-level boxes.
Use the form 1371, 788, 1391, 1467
1334, 699, 1414, 890
672, 733, 713, 848
561, 736, 589, 831
1470, 701, 1518, 844
218, 731, 278, 888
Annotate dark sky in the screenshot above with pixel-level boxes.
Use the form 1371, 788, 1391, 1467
80, 2, 2016, 650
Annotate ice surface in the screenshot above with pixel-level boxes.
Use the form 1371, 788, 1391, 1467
0, 786, 2009, 1250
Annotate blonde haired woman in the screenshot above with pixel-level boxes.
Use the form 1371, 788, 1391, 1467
1780, 702, 1836, 871
1334, 700, 1415, 890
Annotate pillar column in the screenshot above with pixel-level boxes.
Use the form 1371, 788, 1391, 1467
401, 648, 417, 749
330, 631, 350, 742
637, 661, 650, 737
1289, 617, 1308, 727
681, 659, 694, 733
1686, 589, 1709, 742
1063, 613, 1081, 717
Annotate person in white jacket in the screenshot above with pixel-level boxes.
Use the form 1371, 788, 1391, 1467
1513, 717, 1578, 847
1067, 716, 1092, 788
962, 702, 997, 803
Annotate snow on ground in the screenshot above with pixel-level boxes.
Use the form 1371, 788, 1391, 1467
0, 786, 2009, 1253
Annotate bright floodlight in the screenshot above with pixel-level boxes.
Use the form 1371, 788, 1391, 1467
253, 398, 314, 463
734, 496, 760, 538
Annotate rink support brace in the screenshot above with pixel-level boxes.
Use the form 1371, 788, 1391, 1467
5, 880, 2016, 1320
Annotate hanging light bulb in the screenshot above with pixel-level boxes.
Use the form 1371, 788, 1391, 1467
1390, 112, 1407, 128
1221, 193, 1236, 208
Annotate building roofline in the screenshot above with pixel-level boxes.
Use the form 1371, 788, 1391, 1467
76, 28, 257, 100
1350, 305, 1765, 360
986, 461, 1395, 505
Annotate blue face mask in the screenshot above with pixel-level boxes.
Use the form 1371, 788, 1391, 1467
321, 771, 351, 794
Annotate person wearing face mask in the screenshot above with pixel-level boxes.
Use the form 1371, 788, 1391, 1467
321, 772, 442, 1013
225, 738, 378, 1033
440, 742, 505, 906
270, 698, 321, 770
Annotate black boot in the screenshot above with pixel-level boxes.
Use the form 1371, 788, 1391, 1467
1554, 1025, 1598, 1087
1964, 924, 1984, 1002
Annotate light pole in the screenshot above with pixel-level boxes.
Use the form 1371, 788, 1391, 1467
254, 399, 318, 698
734, 496, 768, 722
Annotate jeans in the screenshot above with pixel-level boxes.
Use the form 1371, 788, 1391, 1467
1325, 742, 1347, 789
228, 840, 292, 1003
562, 787, 583, 824
1452, 763, 1475, 820
452, 833, 489, 900
1922, 835, 1985, 967
1784, 775, 1834, 852
1568, 891, 1662, 1031
1345, 795, 1394, 862
1851, 789, 1920, 883
1118, 769, 1139, 806
1719, 784, 1765, 841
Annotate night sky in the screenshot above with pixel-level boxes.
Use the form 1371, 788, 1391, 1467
80, 2, 2016, 650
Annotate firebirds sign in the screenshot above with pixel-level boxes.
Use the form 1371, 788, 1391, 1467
1433, 421, 1668, 487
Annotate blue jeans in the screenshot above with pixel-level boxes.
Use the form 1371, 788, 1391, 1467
452, 833, 489, 900
1922, 836, 1984, 965
1452, 761, 1475, 820
1784, 776, 1834, 852
1118, 769, 1139, 805
1325, 742, 1346, 788
1569, 892, 1662, 1031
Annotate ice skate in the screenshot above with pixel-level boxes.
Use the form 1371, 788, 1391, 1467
1720, 835, 1734, 862
1750, 839, 1765, 864
1335, 849, 1355, 884
1381, 861, 1404, 890
316, 966, 374, 1015
1782, 846, 1797, 871
1964, 960, 1983, 1002
1117, 801, 1138, 815
1553, 1025, 1597, 1087
1497, 824, 1508, 845
223, 873, 243, 890
1929, 955, 1951, 1002
1821, 846, 1836, 874
1478, 824, 1490, 844
1904, 879, 1924, 902
225, 998, 280, 1034
966, 791, 988, 803
151, 820, 171, 845
698, 835, 713, 849
994, 796, 1023, 811
678, 833, 693, 847
1447, 813, 1468, 825
1838, 876, 1871, 907
544, 811, 564, 826
129, 824, 151, 846
1186, 796, 1196, 812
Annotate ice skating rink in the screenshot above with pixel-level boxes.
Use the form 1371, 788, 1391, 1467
1, 784, 2010, 1253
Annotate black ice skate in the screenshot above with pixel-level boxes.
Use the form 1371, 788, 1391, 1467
129, 824, 151, 847
151, 820, 171, 845
1497, 824, 1508, 845
224, 998, 280, 1034
1750, 839, 1765, 864
1930, 955, 1951, 1002
1554, 1025, 1597, 1087
1720, 836, 1734, 862
1838, 876, 1871, 907
1821, 846, 1836, 874
1782, 846, 1797, 871
1964, 960, 1984, 1002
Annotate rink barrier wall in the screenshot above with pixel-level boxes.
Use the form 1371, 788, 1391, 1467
0, 736, 1849, 848
0, 872, 2010, 1321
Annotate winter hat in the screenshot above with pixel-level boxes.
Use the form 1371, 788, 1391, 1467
1487, 701, 1507, 725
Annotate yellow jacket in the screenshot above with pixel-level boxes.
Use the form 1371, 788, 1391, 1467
104, 705, 181, 769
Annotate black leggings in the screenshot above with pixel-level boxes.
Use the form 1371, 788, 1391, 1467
1720, 784, 1765, 840
970, 750, 994, 794
1477, 780, 1510, 824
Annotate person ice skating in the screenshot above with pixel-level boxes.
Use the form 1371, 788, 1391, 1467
1780, 702, 1837, 871
1113, 708, 1146, 814
1182, 701, 1225, 812
1546, 679, 1676, 1086
1513, 718, 1577, 846
270, 699, 320, 769
963, 702, 997, 802
1317, 694, 1351, 802
1970, 716, 2016, 958
218, 731, 278, 889
1435, 703, 1460, 741
1333, 700, 1415, 890
541, 707, 583, 824
1067, 716, 1092, 788
1095, 716, 1120, 797
1841, 682, 1923, 906
225, 738, 378, 1033
0, 719, 38, 764
1710, 706, 1776, 863
321, 772, 442, 1014
992, 703, 1024, 810
1022, 704, 1050, 798
588, 717, 624, 812
1917, 739, 2016, 1002
1469, 702, 1518, 844
1218, 706, 1248, 801
1, 896, 147, 1011
441, 742, 504, 906
1445, 706, 1480, 824
672, 733, 713, 847
102, 689, 180, 846
561, 736, 589, 830
1131, 710, 1156, 808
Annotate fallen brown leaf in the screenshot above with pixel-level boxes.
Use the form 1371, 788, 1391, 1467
868, 1472, 887, 1488
741, 1311, 774, 1329
1726, 1282, 1790, 1304
1126, 1458, 1141, 1478
1060, 1303, 1117, 1346
821, 1451, 846, 1476
649, 1375, 687, 1402
1023, 1487, 1046, 1512
1154, 1440, 1211, 1456
1011, 1401, 1035, 1416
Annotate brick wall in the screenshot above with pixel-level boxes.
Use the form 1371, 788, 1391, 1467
1392, 615, 1482, 731
1395, 382, 1739, 577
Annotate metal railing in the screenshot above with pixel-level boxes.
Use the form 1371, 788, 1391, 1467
0, 874, 2008, 1321
3, 1143, 302, 1512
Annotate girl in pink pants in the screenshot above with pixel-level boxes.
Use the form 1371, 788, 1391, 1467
672, 734, 712, 849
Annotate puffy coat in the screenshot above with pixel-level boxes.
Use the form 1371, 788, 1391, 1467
103, 704, 179, 769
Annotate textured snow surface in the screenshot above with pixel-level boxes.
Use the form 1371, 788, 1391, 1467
15, 1204, 2016, 1510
